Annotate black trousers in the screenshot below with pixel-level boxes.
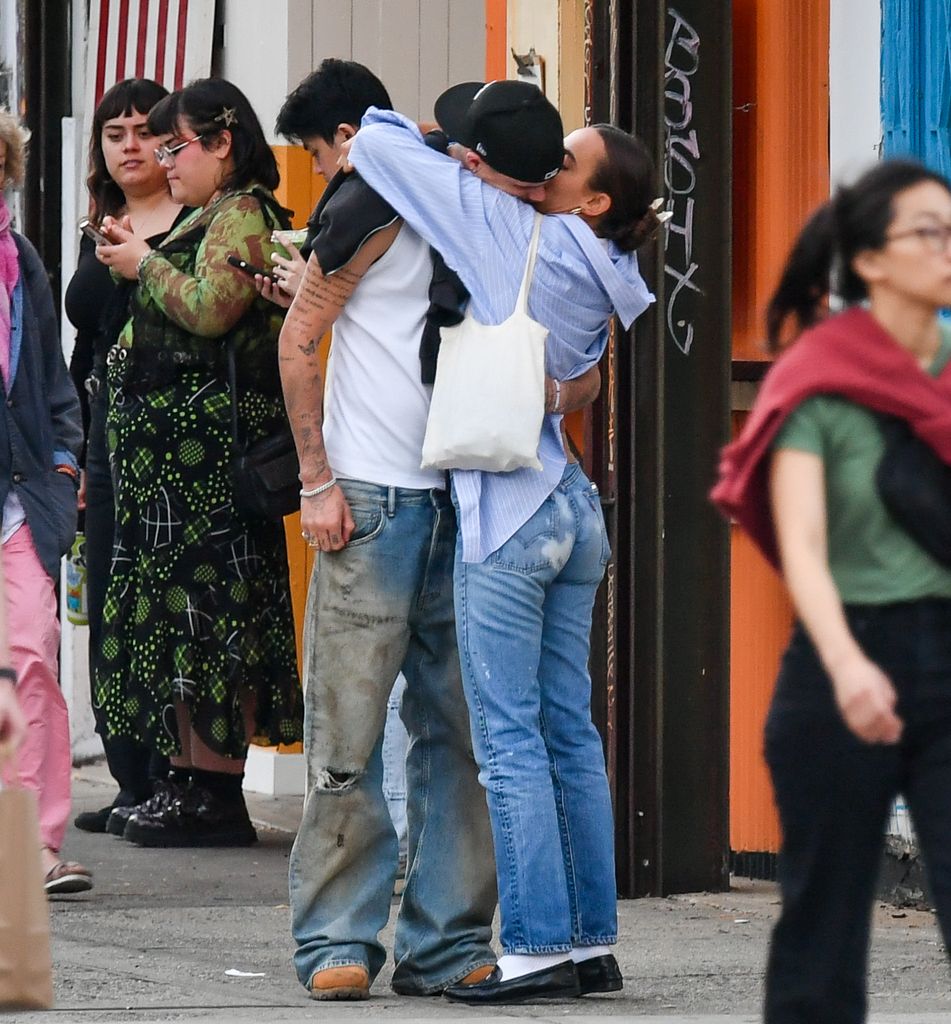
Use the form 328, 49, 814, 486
764, 599, 951, 1024
85, 382, 167, 804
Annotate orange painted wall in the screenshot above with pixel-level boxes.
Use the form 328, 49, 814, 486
730, 526, 791, 853
274, 145, 324, 232
729, 1, 829, 853
732, 0, 830, 361
485, 0, 508, 81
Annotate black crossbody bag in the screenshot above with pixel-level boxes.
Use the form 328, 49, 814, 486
875, 413, 951, 567
227, 342, 300, 521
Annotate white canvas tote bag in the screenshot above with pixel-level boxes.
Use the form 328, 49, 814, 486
420, 212, 547, 472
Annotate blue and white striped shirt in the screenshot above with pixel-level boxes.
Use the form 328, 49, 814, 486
350, 108, 654, 562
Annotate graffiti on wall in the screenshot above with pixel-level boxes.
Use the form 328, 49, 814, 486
664, 9, 702, 356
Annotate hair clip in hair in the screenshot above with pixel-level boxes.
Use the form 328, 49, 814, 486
215, 106, 238, 128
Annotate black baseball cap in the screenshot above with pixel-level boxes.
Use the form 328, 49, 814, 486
434, 80, 565, 186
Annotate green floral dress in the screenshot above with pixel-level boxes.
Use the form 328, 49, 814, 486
96, 188, 302, 759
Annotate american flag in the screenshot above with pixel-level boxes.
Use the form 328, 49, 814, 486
86, 0, 215, 112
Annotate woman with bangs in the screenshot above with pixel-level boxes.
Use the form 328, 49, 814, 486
93, 78, 301, 848
66, 77, 183, 838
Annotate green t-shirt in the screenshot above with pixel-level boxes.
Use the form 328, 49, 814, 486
773, 322, 951, 605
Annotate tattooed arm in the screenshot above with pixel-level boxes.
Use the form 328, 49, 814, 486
278, 221, 401, 551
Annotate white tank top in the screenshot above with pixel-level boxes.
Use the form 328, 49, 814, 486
323, 223, 446, 490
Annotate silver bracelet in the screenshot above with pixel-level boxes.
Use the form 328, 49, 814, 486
552, 378, 562, 414
300, 477, 337, 498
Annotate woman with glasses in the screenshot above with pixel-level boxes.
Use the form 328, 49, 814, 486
713, 159, 951, 1023
66, 78, 184, 838
92, 78, 301, 847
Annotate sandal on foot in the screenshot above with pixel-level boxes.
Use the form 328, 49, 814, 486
44, 859, 93, 895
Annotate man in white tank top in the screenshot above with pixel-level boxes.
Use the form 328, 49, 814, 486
276, 65, 601, 1005
274, 61, 497, 1003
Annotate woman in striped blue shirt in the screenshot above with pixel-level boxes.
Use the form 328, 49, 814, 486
349, 83, 658, 1004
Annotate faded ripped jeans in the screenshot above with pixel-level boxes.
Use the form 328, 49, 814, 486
289, 480, 497, 994
453, 462, 618, 954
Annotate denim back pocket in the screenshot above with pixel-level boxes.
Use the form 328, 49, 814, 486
491, 499, 560, 575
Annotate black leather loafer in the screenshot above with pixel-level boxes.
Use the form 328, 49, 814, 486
577, 953, 623, 995
443, 962, 580, 1004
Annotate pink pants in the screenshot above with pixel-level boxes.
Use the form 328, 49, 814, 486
0, 524, 71, 851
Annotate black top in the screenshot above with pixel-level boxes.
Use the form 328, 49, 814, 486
64, 212, 190, 459
64, 233, 113, 429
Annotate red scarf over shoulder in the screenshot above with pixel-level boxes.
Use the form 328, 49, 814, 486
710, 307, 951, 569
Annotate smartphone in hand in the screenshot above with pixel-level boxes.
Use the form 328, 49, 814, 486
227, 254, 278, 283
79, 218, 112, 246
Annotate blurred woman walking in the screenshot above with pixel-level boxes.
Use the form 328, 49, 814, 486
714, 159, 951, 1023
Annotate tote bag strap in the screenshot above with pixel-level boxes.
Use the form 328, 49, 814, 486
515, 212, 544, 316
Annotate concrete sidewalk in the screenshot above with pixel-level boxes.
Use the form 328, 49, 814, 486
9, 1011, 949, 1019
6, 762, 950, 1022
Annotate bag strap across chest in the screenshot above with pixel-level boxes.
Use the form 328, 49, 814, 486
514, 212, 543, 318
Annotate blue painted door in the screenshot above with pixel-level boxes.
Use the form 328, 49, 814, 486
881, 0, 951, 174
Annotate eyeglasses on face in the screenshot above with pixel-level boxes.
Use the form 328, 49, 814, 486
886, 224, 951, 254
154, 135, 204, 166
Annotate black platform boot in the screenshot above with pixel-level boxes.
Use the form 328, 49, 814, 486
124, 769, 257, 848
111, 768, 191, 838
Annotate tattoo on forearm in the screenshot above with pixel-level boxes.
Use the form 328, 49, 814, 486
280, 239, 392, 482
286, 265, 362, 337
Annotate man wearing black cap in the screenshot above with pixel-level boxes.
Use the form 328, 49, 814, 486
432, 80, 566, 198
346, 80, 656, 1003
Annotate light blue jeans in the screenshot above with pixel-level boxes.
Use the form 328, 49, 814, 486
289, 481, 496, 994
453, 462, 618, 954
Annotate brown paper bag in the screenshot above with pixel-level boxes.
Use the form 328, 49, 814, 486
0, 787, 53, 1009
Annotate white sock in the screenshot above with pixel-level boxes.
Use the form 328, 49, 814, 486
570, 944, 612, 964
496, 952, 571, 982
